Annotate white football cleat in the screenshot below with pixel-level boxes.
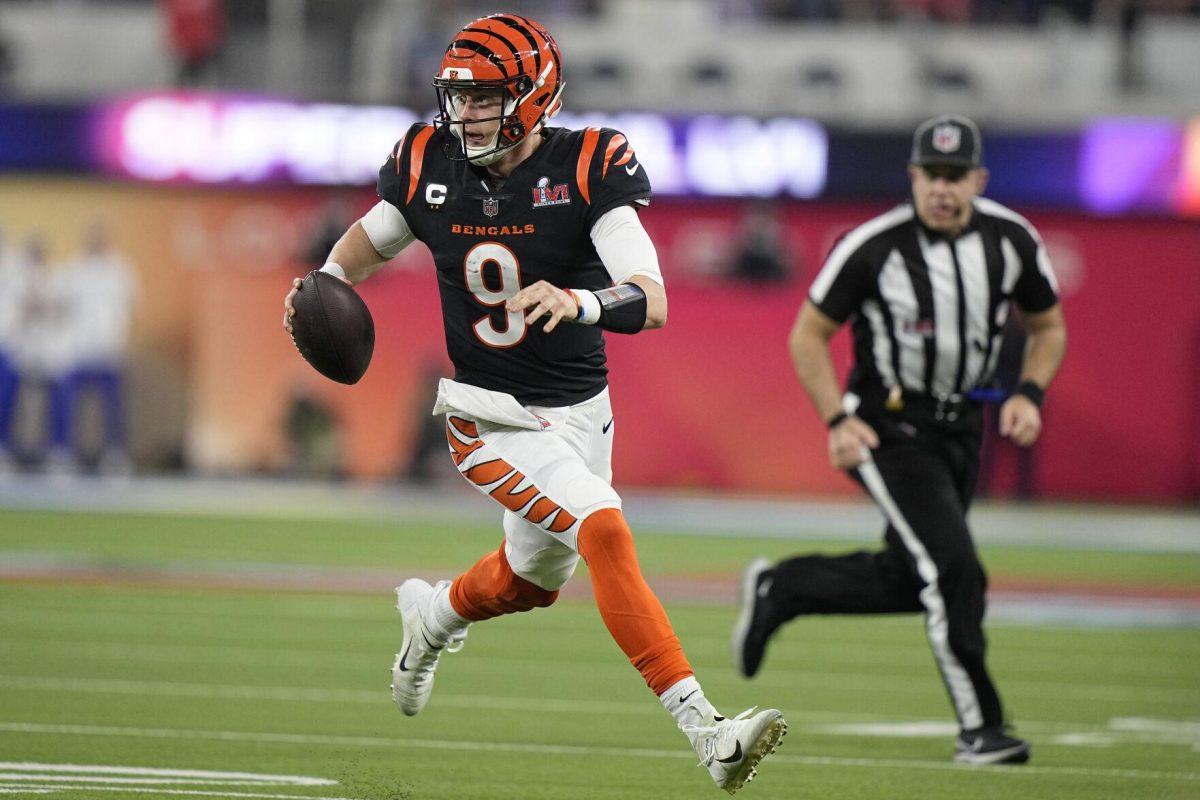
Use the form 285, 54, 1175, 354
390, 579, 464, 716
686, 707, 787, 794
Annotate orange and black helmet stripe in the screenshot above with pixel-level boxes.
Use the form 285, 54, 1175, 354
447, 35, 512, 79
490, 15, 544, 76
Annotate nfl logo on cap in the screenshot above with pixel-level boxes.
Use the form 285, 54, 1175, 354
911, 114, 982, 168
932, 124, 961, 154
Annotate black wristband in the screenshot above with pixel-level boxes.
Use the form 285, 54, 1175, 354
595, 283, 648, 334
1014, 380, 1045, 408
826, 411, 849, 429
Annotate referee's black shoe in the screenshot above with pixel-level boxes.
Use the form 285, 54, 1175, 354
954, 726, 1031, 765
731, 557, 776, 678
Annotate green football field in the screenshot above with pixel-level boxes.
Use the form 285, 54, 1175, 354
1, 501, 1198, 800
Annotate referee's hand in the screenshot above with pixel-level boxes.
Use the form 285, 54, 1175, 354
999, 395, 1042, 447
829, 416, 879, 470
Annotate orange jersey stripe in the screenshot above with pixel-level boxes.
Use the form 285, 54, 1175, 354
465, 459, 513, 486
406, 125, 435, 204
576, 127, 600, 206
547, 507, 578, 533
601, 134, 627, 180
446, 426, 483, 466
489, 471, 540, 513
448, 416, 479, 438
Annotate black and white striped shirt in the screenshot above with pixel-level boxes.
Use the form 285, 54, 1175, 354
810, 198, 1059, 402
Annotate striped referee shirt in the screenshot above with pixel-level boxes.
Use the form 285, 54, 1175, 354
810, 198, 1060, 400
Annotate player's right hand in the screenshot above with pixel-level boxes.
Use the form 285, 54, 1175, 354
506, 280, 579, 333
284, 273, 353, 334
828, 416, 879, 470
283, 277, 302, 335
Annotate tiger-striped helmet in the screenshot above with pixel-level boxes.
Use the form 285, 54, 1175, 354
433, 14, 564, 166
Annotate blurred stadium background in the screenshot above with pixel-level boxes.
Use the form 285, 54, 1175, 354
0, 1, 1197, 799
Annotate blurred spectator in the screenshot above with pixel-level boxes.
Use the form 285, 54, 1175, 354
728, 202, 792, 283
724, 0, 843, 20
11, 233, 74, 470
0, 30, 14, 92
52, 221, 138, 475
0, 227, 23, 471
401, 356, 455, 484
301, 192, 360, 268
161, 0, 226, 87
282, 391, 343, 479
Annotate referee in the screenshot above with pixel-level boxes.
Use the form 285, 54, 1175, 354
731, 115, 1067, 764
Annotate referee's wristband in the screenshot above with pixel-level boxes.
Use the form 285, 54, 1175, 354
826, 411, 850, 430
1014, 380, 1045, 408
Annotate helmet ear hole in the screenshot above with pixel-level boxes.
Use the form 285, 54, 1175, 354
514, 76, 533, 95
504, 121, 526, 141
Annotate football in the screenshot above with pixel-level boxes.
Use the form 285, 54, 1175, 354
289, 269, 375, 385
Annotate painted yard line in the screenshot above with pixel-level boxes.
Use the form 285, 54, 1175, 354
0, 674, 1161, 735
2, 674, 1192, 714
0, 764, 333, 785
0, 777, 312, 787
1, 722, 1196, 784
0, 785, 362, 800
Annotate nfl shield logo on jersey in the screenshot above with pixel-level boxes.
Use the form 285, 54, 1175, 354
482, 197, 500, 218
932, 124, 961, 154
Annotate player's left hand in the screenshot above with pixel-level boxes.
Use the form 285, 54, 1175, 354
506, 280, 579, 333
999, 395, 1042, 447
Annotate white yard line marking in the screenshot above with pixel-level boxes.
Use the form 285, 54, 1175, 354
1, 670, 1187, 708
0, 765, 333, 785
0, 785, 362, 800
0, 676, 1189, 734
1, 722, 1195, 783
0, 777, 304, 786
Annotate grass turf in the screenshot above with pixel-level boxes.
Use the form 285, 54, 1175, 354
0, 507, 1197, 800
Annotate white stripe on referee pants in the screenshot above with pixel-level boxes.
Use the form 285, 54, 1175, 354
857, 450, 984, 731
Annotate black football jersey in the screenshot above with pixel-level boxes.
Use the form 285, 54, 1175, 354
377, 124, 652, 406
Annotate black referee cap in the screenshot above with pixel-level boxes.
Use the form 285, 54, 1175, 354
910, 115, 983, 168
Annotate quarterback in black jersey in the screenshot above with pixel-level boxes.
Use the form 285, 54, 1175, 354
282, 13, 785, 794
376, 119, 652, 405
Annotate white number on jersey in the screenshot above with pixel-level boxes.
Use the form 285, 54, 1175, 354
464, 241, 525, 348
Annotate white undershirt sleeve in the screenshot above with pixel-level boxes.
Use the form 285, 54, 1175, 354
588, 205, 664, 287
359, 199, 415, 259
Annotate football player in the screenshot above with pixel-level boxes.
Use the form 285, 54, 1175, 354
283, 13, 786, 794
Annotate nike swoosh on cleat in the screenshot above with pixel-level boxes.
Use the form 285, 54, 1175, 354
602, 418, 614, 433
678, 690, 697, 705
716, 741, 743, 764
397, 640, 414, 672
421, 632, 443, 651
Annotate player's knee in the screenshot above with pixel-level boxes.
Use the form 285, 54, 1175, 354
497, 550, 560, 611
576, 507, 634, 563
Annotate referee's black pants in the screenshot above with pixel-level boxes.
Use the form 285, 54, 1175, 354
769, 411, 1005, 731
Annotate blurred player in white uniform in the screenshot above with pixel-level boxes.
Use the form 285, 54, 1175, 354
0, 227, 24, 470
53, 221, 137, 473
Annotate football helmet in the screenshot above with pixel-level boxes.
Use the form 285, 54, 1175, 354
433, 14, 564, 166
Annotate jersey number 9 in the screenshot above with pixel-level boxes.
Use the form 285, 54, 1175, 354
464, 241, 525, 349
